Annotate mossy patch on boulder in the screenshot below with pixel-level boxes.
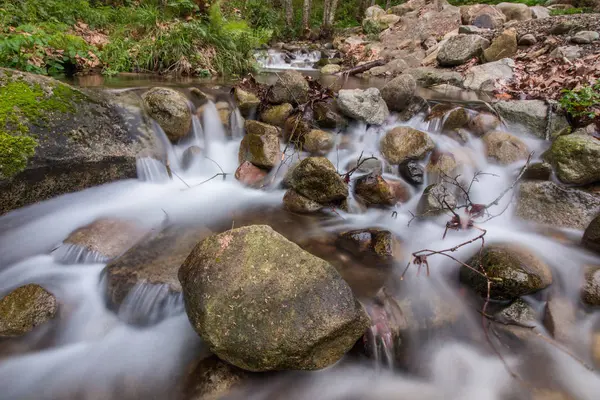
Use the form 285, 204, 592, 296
260, 103, 294, 127
178, 225, 370, 371
286, 157, 348, 205
546, 134, 600, 185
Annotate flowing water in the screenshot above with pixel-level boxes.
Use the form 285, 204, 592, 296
1, 75, 600, 400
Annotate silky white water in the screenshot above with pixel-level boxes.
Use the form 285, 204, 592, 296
1, 92, 599, 400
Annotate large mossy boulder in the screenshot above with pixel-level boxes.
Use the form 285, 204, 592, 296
268, 70, 310, 105
545, 134, 600, 185
516, 181, 600, 230
380, 127, 434, 165
460, 244, 553, 300
0, 284, 57, 337
142, 87, 192, 141
286, 157, 348, 205
178, 225, 370, 371
0, 68, 146, 214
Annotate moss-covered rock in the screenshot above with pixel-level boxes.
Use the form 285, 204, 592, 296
336, 228, 396, 268
142, 87, 191, 141
380, 127, 434, 165
283, 189, 324, 213
283, 114, 313, 144
0, 284, 57, 337
483, 131, 529, 165
286, 157, 348, 205
268, 70, 310, 105
234, 88, 260, 118
313, 100, 347, 130
460, 244, 552, 300
0, 68, 145, 214
102, 225, 211, 316
354, 173, 397, 207
260, 103, 294, 127
238, 133, 280, 170
303, 129, 335, 155
244, 120, 281, 137
497, 298, 536, 325
178, 225, 370, 371
546, 134, 600, 185
321, 64, 341, 74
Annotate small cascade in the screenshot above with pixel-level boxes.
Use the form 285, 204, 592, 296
190, 114, 204, 147
230, 107, 245, 139
52, 244, 108, 265
255, 49, 322, 70
202, 101, 227, 145
116, 282, 184, 326
136, 156, 171, 183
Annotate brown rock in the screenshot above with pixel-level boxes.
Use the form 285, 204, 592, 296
483, 131, 529, 164
468, 112, 500, 136
483, 29, 517, 62
337, 229, 397, 268
244, 120, 281, 137
238, 133, 280, 170
283, 189, 323, 214
543, 296, 576, 343
235, 161, 267, 188
0, 284, 58, 338
303, 130, 335, 155
182, 356, 248, 400
354, 174, 397, 207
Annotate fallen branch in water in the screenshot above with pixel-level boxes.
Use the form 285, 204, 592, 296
341, 151, 378, 183
336, 59, 385, 77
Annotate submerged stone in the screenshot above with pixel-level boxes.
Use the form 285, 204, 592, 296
337, 229, 396, 268
179, 225, 370, 371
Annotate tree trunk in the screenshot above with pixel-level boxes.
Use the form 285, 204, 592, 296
302, 0, 312, 33
323, 0, 331, 26
386, 0, 391, 9
327, 0, 339, 26
284, 0, 293, 26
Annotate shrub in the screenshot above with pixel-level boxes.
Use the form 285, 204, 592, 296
559, 80, 600, 127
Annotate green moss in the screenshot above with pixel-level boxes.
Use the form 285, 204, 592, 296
0, 76, 83, 178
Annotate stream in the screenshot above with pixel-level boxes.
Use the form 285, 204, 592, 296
1, 67, 600, 400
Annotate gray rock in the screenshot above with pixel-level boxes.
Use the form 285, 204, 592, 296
381, 75, 417, 112
545, 134, 600, 185
483, 131, 530, 165
463, 58, 515, 92
365, 5, 386, 18
337, 88, 390, 125
583, 215, 600, 254
178, 225, 370, 371
0, 284, 57, 337
268, 70, 310, 105
530, 6, 550, 19
405, 67, 464, 88
437, 34, 490, 66
417, 183, 457, 216
142, 87, 192, 141
461, 244, 552, 300
550, 46, 582, 61
571, 31, 600, 44
516, 181, 600, 230
498, 299, 536, 324
366, 59, 410, 77
518, 34, 537, 46
461, 4, 506, 29
380, 127, 435, 165
399, 159, 424, 186
497, 2, 533, 21
459, 25, 489, 34
494, 100, 569, 139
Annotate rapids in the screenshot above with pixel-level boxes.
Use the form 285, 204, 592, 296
1, 78, 600, 400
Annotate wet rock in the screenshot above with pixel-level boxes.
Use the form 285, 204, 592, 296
550, 45, 581, 61
483, 29, 517, 62
530, 6, 550, 19
235, 161, 267, 188
416, 183, 457, 216
286, 157, 348, 205
380, 127, 434, 165
583, 216, 600, 254
321, 64, 341, 74
442, 107, 470, 132
103, 225, 211, 311
233, 88, 260, 118
582, 266, 600, 306
313, 100, 347, 129
283, 189, 324, 213
497, 299, 536, 325
64, 218, 148, 262
381, 75, 417, 113
463, 58, 515, 92
546, 134, 600, 185
142, 87, 192, 142
283, 114, 313, 146
571, 31, 599, 44
497, 2, 532, 21
460, 244, 552, 300
0, 69, 144, 214
189, 88, 212, 104
337, 229, 395, 267
405, 67, 464, 88
238, 133, 280, 170
483, 131, 529, 165
461, 4, 506, 29
593, 333, 600, 368
260, 103, 294, 127
426, 152, 457, 182
437, 34, 490, 67
516, 181, 600, 230
303, 129, 335, 156
346, 157, 384, 176
399, 159, 424, 186
494, 100, 569, 139
354, 174, 398, 207
518, 34, 537, 46
244, 120, 281, 137
268, 70, 310, 105
543, 296, 576, 342
337, 88, 390, 125
182, 356, 248, 400
523, 162, 553, 181
179, 225, 370, 371
468, 112, 500, 136
0, 284, 57, 337
182, 146, 202, 170
398, 96, 428, 121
